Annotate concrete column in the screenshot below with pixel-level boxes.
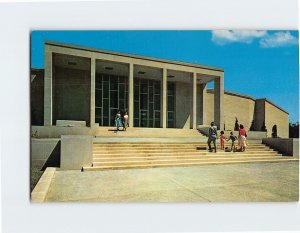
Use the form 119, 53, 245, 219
191, 72, 197, 129
214, 74, 224, 129
90, 57, 96, 127
161, 68, 167, 128
44, 48, 53, 126
128, 63, 134, 127
199, 83, 206, 125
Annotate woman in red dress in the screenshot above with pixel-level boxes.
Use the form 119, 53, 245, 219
238, 124, 247, 152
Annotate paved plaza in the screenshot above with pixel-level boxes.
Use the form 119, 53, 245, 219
45, 161, 299, 202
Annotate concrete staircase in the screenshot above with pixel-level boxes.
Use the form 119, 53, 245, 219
83, 141, 297, 171
94, 127, 205, 138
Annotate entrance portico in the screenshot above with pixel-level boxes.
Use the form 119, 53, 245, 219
44, 41, 224, 129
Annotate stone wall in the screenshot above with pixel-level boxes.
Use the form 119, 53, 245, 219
205, 90, 289, 138
265, 100, 289, 138
205, 90, 255, 131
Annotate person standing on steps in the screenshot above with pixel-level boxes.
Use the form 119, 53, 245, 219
226, 131, 237, 152
238, 124, 247, 152
115, 110, 123, 131
220, 131, 225, 150
207, 122, 218, 153
123, 111, 129, 131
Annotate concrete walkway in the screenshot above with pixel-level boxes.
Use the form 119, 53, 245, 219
45, 161, 299, 202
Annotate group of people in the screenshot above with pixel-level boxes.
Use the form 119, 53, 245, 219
115, 110, 129, 131
207, 122, 247, 153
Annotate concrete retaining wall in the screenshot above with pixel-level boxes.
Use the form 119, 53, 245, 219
60, 135, 93, 170
262, 138, 299, 157
32, 126, 95, 138
31, 138, 61, 170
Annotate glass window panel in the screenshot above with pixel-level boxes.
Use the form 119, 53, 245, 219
154, 95, 160, 110
149, 87, 153, 102
110, 109, 118, 126
168, 120, 174, 128
140, 93, 148, 110
134, 118, 139, 127
103, 117, 109, 126
119, 76, 125, 84
168, 82, 175, 95
154, 81, 161, 95
103, 83, 109, 98
96, 117, 101, 125
95, 89, 102, 107
149, 80, 153, 87
96, 76, 102, 89
103, 99, 109, 118
119, 99, 125, 111
110, 91, 118, 108
140, 111, 148, 127
149, 103, 153, 119
149, 120, 153, 128
141, 81, 148, 94
103, 75, 109, 82
110, 78, 118, 91
168, 111, 174, 120
134, 101, 139, 119
168, 95, 174, 111
95, 107, 102, 118
119, 84, 125, 97
134, 84, 139, 100
125, 91, 128, 110
154, 119, 160, 128
155, 111, 160, 119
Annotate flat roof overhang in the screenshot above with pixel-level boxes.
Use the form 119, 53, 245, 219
45, 41, 224, 73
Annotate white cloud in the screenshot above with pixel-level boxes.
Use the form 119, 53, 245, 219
259, 31, 298, 48
211, 30, 267, 45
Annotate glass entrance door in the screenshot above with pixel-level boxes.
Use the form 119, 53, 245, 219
134, 79, 161, 127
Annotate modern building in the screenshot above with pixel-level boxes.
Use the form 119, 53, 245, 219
31, 41, 289, 138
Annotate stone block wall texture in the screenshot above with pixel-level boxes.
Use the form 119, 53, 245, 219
205, 91, 289, 138
60, 135, 93, 170
205, 90, 255, 131
265, 101, 289, 138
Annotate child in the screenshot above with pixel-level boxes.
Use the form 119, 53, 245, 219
220, 131, 225, 150
226, 132, 237, 152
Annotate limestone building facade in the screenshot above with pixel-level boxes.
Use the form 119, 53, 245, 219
31, 41, 289, 138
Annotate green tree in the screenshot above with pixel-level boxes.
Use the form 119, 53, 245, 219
289, 122, 299, 138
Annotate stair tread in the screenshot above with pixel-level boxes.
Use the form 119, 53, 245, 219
84, 158, 298, 171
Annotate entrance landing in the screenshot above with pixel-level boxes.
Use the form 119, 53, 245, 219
94, 127, 205, 138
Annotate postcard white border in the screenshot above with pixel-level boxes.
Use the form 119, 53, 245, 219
0, 0, 299, 233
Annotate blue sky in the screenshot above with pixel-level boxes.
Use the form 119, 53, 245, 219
31, 30, 299, 122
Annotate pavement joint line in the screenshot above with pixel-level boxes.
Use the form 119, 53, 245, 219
158, 172, 212, 202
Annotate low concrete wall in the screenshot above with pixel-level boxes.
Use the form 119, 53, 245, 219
32, 126, 95, 138
31, 167, 56, 202
262, 138, 299, 157
60, 135, 93, 170
31, 138, 61, 170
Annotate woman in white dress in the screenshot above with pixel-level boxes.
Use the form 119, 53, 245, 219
123, 111, 129, 131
